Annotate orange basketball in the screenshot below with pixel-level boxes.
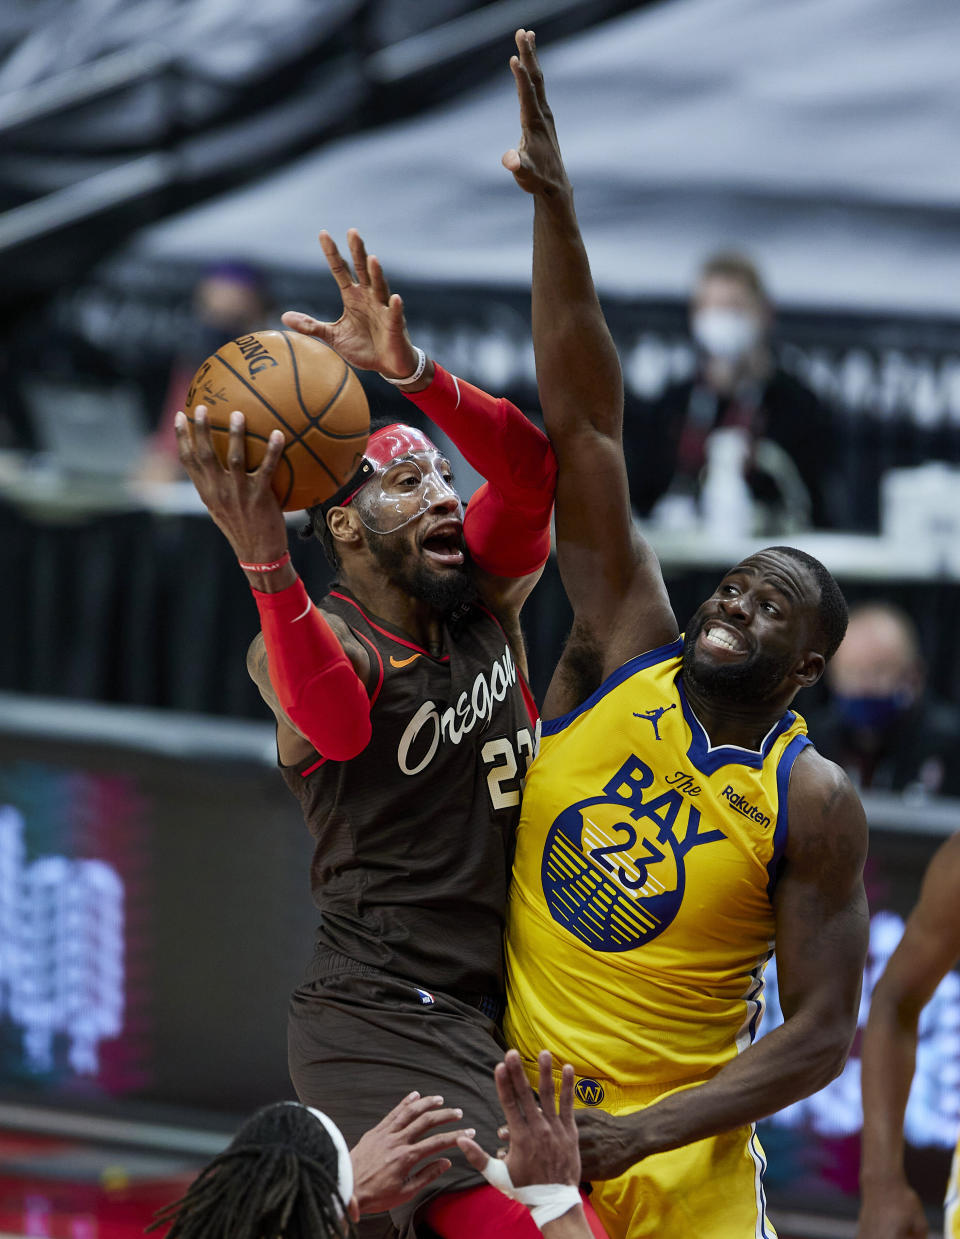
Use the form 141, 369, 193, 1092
184, 330, 369, 511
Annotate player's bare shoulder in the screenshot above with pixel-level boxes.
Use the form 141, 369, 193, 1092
786, 745, 868, 874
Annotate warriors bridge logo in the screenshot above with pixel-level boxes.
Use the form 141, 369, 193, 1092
541, 754, 726, 952
574, 1078, 605, 1106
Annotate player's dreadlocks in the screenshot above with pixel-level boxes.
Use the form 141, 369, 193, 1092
148, 1102, 357, 1239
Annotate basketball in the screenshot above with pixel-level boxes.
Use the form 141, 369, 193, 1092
184, 330, 369, 511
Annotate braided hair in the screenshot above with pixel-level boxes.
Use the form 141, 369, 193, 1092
149, 1102, 357, 1239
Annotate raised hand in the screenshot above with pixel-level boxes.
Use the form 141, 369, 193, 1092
282, 229, 423, 381
459, 1049, 581, 1190
350, 1091, 475, 1215
173, 406, 289, 574
502, 29, 570, 200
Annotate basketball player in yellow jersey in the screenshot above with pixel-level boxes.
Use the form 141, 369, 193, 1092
857, 833, 960, 1239
499, 31, 869, 1238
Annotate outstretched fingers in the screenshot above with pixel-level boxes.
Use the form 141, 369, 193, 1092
510, 47, 543, 131
368, 254, 392, 307
347, 228, 371, 287
504, 29, 565, 196
456, 1134, 491, 1173
377, 1091, 429, 1132
319, 229, 356, 291
228, 411, 285, 484
558, 1062, 576, 1129
408, 1124, 476, 1159
226, 410, 247, 474
191, 405, 218, 466
173, 410, 215, 494
173, 406, 222, 497
400, 1156, 455, 1197
497, 1049, 540, 1130
281, 310, 336, 345
516, 29, 549, 114
403, 1104, 465, 1142
537, 1050, 558, 1120
255, 427, 286, 485
173, 409, 196, 469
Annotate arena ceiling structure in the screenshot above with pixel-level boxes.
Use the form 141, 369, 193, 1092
0, 0, 648, 315
82, 0, 959, 317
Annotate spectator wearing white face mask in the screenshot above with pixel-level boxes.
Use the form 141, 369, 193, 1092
628, 252, 839, 531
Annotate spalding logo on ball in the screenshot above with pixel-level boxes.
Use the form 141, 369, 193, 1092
184, 330, 370, 511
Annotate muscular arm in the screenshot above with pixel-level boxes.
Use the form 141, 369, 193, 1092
505, 31, 677, 717
576, 750, 869, 1179
246, 608, 371, 767
856, 833, 960, 1239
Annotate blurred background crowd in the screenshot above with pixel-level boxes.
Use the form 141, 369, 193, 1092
3, 0, 960, 748
2, 2, 960, 1236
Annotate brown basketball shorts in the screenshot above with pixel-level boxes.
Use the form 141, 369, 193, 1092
288, 948, 509, 1239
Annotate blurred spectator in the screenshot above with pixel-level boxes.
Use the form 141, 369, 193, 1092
805, 602, 960, 797
137, 262, 274, 482
629, 252, 838, 531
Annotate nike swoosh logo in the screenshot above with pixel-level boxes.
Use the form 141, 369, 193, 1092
389, 653, 421, 669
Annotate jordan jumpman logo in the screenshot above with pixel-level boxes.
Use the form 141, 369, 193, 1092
633, 702, 676, 741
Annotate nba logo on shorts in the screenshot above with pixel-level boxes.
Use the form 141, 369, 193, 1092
575, 1078, 605, 1106
416, 988, 435, 1005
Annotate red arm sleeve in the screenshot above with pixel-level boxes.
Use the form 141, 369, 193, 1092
403, 363, 556, 578
252, 577, 372, 761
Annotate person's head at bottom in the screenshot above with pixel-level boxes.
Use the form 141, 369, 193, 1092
149, 1101, 357, 1239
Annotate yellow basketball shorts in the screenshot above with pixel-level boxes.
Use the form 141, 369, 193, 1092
528, 1063, 777, 1239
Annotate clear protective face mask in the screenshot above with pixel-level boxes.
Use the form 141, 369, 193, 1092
353, 451, 462, 534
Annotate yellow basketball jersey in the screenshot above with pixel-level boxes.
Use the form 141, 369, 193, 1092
505, 638, 810, 1089
946, 1144, 960, 1238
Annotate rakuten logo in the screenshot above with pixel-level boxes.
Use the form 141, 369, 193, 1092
721, 785, 771, 830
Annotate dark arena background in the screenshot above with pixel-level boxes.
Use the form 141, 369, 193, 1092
2, 1, 959, 1236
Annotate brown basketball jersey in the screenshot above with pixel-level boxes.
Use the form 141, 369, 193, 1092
280, 586, 539, 997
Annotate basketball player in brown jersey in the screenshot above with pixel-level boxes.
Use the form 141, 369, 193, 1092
174, 231, 608, 1239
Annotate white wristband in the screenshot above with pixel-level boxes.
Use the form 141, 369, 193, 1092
517, 1184, 582, 1229
379, 346, 426, 387
477, 1157, 580, 1230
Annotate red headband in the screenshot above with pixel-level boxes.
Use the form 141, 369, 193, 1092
321, 424, 441, 512
364, 423, 439, 469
